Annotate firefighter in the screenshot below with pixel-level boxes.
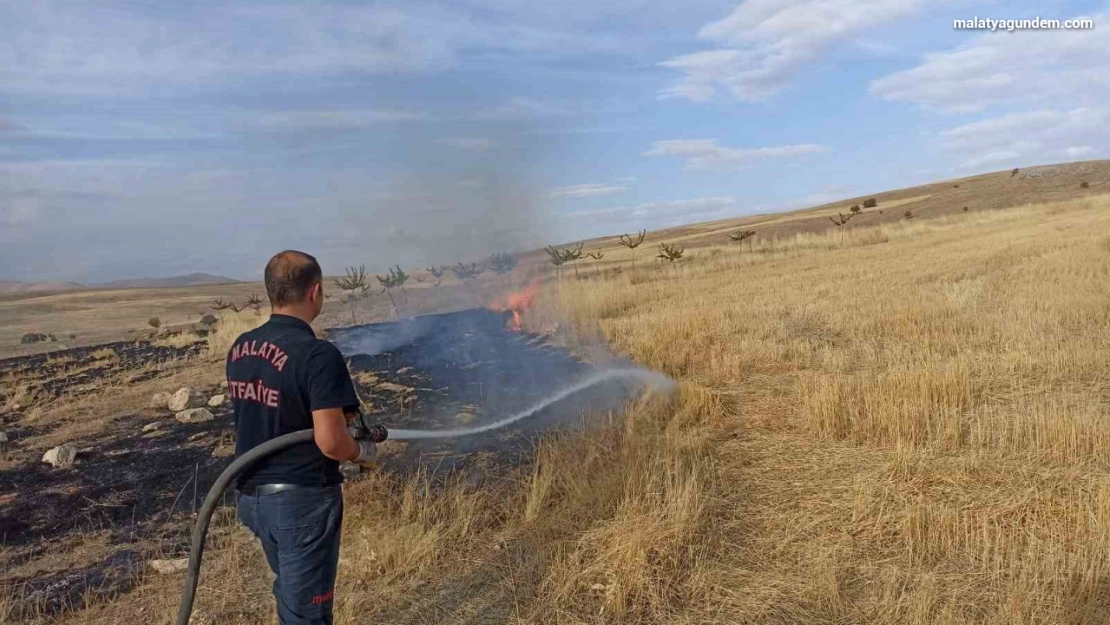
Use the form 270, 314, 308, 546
226, 250, 374, 624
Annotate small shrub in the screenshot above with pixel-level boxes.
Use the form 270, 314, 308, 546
69, 333, 76, 340
199, 314, 218, 327
1011, 168, 1020, 177
863, 198, 877, 208
1080, 181, 1090, 188
148, 317, 161, 329
953, 184, 960, 188
904, 210, 914, 220
962, 206, 970, 212
20, 333, 48, 344
849, 205, 861, 214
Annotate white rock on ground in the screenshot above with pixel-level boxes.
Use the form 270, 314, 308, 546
42, 442, 78, 468
167, 387, 207, 412
148, 558, 189, 575
150, 392, 171, 409
207, 394, 226, 407
175, 408, 214, 424
220, 380, 229, 389
0, 431, 8, 443
142, 423, 161, 433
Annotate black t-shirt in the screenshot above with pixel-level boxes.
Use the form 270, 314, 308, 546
226, 314, 359, 489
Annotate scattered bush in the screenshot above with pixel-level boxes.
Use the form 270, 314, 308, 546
148, 317, 161, 329
863, 198, 877, 208
849, 204, 861, 214
904, 210, 914, 220
199, 314, 218, 327
1080, 181, 1090, 188
962, 206, 970, 212
20, 333, 48, 344
953, 184, 960, 188
1011, 168, 1020, 177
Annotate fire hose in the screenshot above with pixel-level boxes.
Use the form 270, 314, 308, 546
175, 367, 670, 625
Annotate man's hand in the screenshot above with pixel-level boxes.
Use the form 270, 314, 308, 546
354, 440, 377, 463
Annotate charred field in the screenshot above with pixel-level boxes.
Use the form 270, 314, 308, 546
0, 307, 653, 620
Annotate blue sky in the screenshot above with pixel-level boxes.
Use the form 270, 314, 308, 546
1, 0, 1107, 282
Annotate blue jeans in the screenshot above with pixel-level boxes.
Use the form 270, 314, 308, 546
236, 485, 344, 625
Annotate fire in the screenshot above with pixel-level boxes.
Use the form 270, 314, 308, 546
489, 281, 539, 331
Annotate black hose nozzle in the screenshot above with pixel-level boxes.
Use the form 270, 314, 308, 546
364, 424, 389, 443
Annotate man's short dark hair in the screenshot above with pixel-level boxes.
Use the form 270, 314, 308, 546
264, 250, 323, 307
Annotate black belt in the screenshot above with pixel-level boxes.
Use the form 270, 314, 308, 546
239, 483, 337, 497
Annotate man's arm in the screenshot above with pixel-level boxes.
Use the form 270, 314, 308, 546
311, 407, 360, 461
307, 342, 375, 462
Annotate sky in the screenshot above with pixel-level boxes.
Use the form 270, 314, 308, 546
1, 0, 1107, 282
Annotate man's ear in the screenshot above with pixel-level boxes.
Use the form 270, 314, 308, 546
310, 282, 322, 303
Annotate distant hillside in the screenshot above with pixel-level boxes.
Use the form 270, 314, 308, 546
97, 272, 241, 289
577, 159, 1110, 252
0, 280, 85, 294
0, 273, 241, 295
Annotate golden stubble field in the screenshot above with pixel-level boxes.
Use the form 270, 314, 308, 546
7, 194, 1110, 624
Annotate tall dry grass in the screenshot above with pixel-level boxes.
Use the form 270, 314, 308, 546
43, 195, 1110, 624
204, 311, 266, 359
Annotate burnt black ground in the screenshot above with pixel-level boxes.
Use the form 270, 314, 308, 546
331, 308, 641, 470
0, 340, 205, 403
1, 308, 648, 620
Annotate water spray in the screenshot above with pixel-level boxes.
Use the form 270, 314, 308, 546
175, 367, 672, 625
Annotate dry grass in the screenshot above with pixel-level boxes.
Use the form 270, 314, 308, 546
18, 193, 1110, 624
204, 311, 266, 360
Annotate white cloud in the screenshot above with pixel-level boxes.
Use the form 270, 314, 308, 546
870, 14, 1110, 112
0, 197, 40, 227
939, 108, 1110, 169
438, 137, 494, 150
645, 139, 828, 169
248, 109, 432, 131
472, 97, 573, 120
0, 2, 635, 97
0, 117, 25, 133
547, 183, 629, 198
661, 0, 929, 101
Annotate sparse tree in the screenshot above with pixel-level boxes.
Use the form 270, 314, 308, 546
862, 198, 878, 209
561, 242, 585, 278
728, 229, 757, 252
428, 265, 447, 286
377, 265, 410, 309
488, 252, 518, 275
228, 302, 243, 313
245, 293, 265, 315
1011, 168, 1020, 177
544, 245, 567, 279
619, 230, 647, 266
657, 242, 684, 272
849, 205, 862, 214
148, 317, 161, 329
333, 265, 368, 324
451, 262, 485, 284
210, 298, 233, 319
587, 249, 605, 276
829, 211, 855, 226
488, 252, 518, 286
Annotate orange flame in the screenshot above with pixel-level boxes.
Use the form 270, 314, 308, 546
488, 281, 539, 331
